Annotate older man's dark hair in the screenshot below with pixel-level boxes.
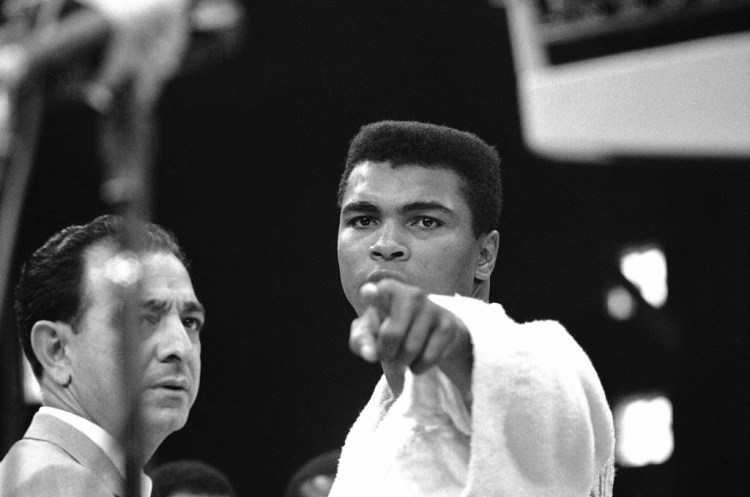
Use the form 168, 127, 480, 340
337, 120, 502, 237
14, 214, 188, 378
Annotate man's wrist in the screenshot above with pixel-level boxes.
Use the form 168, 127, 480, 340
438, 336, 474, 407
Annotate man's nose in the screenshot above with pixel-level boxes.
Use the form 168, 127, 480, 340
156, 315, 194, 362
369, 221, 409, 261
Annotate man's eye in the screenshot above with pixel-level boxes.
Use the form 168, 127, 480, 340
183, 317, 203, 331
414, 217, 442, 229
142, 314, 159, 326
349, 216, 378, 228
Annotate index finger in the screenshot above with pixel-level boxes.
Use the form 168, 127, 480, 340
359, 282, 390, 321
349, 305, 381, 362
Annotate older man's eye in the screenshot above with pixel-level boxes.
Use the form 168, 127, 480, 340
183, 317, 203, 331
137, 314, 159, 331
142, 314, 159, 325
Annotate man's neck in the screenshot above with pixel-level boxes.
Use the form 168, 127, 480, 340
40, 382, 162, 464
471, 280, 491, 302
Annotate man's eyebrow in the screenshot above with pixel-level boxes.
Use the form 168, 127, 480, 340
400, 201, 455, 216
182, 301, 206, 315
142, 299, 170, 313
141, 299, 205, 315
341, 201, 380, 215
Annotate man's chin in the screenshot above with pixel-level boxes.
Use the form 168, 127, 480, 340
142, 408, 189, 436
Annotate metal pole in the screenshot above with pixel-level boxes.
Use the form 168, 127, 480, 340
0, 54, 45, 457
97, 76, 159, 497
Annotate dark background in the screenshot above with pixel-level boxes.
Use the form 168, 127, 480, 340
2, 1, 749, 496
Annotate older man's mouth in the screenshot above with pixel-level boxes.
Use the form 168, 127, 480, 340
152, 377, 190, 392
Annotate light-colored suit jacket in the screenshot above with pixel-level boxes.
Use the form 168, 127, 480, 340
0, 412, 126, 497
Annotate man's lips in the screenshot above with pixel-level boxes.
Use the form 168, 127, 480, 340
151, 377, 190, 391
365, 270, 407, 285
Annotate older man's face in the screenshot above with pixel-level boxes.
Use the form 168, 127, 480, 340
66, 243, 204, 441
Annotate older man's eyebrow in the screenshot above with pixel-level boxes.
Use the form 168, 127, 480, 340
141, 299, 205, 315
142, 299, 171, 313
182, 301, 205, 315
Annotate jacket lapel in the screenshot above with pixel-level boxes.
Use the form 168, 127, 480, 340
24, 413, 127, 496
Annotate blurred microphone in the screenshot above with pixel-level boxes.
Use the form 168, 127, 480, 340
0, 0, 245, 94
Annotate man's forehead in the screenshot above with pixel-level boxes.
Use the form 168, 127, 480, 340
343, 161, 466, 205
83, 245, 193, 295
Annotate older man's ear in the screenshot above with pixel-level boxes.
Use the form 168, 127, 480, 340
31, 321, 74, 387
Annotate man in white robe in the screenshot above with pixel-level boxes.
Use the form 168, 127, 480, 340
330, 121, 615, 497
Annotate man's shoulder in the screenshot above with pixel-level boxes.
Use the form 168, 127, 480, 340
0, 437, 112, 496
0, 413, 122, 497
428, 293, 508, 316
428, 293, 521, 331
0, 416, 118, 497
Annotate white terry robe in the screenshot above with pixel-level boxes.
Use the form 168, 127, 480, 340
329, 294, 615, 497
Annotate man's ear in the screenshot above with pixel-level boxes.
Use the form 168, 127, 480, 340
30, 321, 73, 387
475, 230, 499, 282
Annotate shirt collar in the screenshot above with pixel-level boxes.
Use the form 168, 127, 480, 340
39, 406, 153, 496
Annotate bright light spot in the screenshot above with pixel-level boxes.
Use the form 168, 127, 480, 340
605, 285, 636, 321
103, 251, 142, 287
620, 245, 668, 308
614, 393, 674, 467
21, 356, 41, 405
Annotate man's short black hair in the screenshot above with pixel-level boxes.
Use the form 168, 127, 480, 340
337, 120, 502, 237
14, 214, 188, 378
150, 459, 236, 497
